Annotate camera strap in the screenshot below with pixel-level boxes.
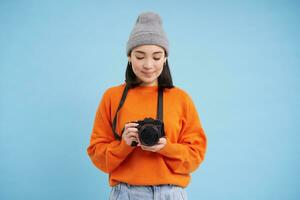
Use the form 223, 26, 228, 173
157, 87, 163, 121
112, 84, 164, 141
112, 84, 130, 141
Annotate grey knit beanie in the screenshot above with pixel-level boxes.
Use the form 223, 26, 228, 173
126, 12, 169, 56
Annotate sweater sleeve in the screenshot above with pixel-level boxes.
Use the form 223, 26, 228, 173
87, 90, 134, 173
158, 95, 207, 175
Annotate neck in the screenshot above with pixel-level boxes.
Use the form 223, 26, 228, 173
139, 80, 158, 87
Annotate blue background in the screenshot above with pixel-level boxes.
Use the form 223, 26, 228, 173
1, 0, 299, 199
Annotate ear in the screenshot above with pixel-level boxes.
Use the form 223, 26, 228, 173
128, 56, 131, 63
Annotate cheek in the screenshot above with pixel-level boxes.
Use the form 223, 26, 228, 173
130, 63, 138, 72
131, 64, 141, 75
156, 64, 164, 74
131, 60, 143, 71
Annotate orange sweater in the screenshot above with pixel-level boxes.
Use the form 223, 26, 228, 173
87, 83, 207, 187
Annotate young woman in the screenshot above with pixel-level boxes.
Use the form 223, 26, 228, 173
87, 12, 207, 200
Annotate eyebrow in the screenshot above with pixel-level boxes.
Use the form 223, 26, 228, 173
134, 51, 163, 54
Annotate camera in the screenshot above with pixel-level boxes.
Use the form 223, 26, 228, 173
132, 117, 165, 146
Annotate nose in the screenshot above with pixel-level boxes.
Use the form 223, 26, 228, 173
143, 59, 154, 70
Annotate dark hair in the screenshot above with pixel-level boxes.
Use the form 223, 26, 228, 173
125, 59, 174, 89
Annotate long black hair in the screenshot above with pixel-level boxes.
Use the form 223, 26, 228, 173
125, 59, 174, 89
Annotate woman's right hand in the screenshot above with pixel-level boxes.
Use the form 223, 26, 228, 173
122, 122, 139, 146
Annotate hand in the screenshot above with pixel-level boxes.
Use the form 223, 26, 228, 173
138, 137, 167, 152
122, 122, 139, 146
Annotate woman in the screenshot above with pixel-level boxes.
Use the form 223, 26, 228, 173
87, 12, 207, 200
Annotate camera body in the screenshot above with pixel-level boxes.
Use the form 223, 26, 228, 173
133, 117, 165, 146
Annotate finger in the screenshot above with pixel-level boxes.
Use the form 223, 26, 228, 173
158, 137, 167, 144
141, 143, 163, 151
122, 129, 138, 138
126, 131, 138, 138
131, 137, 138, 143
140, 145, 147, 150
127, 135, 137, 142
141, 145, 153, 151
124, 123, 139, 129
125, 127, 138, 133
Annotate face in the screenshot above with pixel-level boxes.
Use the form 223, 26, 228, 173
128, 45, 167, 86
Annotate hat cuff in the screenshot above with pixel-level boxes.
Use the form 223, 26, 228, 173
126, 32, 169, 56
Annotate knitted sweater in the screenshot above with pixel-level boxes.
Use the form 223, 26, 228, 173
87, 83, 207, 187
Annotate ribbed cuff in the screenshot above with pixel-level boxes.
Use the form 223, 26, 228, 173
116, 139, 136, 157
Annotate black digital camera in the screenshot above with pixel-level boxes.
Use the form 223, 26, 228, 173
132, 117, 165, 147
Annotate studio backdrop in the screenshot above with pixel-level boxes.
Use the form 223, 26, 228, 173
0, 1, 299, 200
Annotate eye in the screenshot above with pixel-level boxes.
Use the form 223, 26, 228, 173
154, 57, 161, 61
136, 56, 144, 60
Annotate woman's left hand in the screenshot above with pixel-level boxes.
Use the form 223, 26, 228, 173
138, 137, 167, 152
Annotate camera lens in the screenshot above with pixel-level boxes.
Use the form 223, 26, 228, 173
139, 125, 159, 146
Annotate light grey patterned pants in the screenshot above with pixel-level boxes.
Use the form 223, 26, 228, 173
109, 182, 188, 200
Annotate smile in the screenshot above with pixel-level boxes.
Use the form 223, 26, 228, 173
142, 72, 154, 77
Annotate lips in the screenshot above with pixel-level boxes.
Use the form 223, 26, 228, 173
141, 71, 154, 77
